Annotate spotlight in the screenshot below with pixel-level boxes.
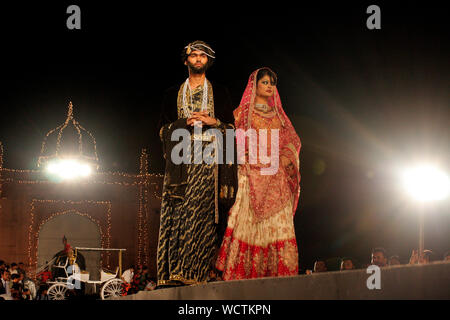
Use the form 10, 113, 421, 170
46, 159, 92, 180
401, 163, 449, 263
402, 164, 449, 202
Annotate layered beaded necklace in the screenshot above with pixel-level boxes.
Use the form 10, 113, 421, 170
181, 77, 209, 118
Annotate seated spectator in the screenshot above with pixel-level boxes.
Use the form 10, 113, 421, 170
0, 260, 5, 274
409, 249, 433, 264
340, 257, 355, 271
130, 265, 143, 294
17, 262, 26, 277
208, 269, 221, 282
10, 263, 18, 275
1, 270, 11, 296
388, 255, 401, 266
121, 265, 135, 295
371, 247, 388, 267
305, 259, 328, 274
207, 256, 223, 282
443, 251, 450, 262
19, 272, 25, 285
314, 259, 328, 273
421, 250, 434, 264
22, 273, 37, 300
138, 266, 150, 291
22, 286, 32, 300
145, 278, 157, 291
10, 273, 23, 300
35, 284, 49, 300
121, 265, 134, 284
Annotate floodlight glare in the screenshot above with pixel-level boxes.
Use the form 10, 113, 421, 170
46, 159, 92, 180
402, 164, 449, 202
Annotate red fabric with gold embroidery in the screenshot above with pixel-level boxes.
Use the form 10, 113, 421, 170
216, 68, 301, 280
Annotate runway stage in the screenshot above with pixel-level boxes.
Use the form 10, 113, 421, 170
118, 261, 450, 300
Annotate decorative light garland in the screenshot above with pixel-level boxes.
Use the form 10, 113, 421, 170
1, 176, 163, 200
38, 102, 99, 169
140, 148, 149, 175
0, 141, 3, 200
137, 149, 148, 266
137, 185, 143, 266
143, 186, 149, 265
28, 199, 112, 276
1, 168, 41, 173
141, 148, 150, 266
1, 167, 164, 178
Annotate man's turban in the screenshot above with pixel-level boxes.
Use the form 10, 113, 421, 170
183, 40, 216, 59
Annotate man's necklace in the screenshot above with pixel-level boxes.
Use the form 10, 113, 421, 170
182, 77, 209, 118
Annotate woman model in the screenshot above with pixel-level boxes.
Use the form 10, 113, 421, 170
216, 68, 301, 280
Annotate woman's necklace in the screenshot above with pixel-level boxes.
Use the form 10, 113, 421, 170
254, 103, 272, 112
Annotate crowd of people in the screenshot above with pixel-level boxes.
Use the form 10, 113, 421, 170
306, 248, 450, 274
0, 261, 41, 300
0, 259, 159, 300
120, 265, 157, 294
1, 248, 449, 299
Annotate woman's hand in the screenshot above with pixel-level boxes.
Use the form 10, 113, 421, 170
281, 155, 290, 168
281, 155, 296, 180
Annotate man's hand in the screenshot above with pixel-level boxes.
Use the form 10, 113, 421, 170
187, 111, 217, 126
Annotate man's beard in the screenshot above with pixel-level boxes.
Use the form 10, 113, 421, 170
187, 61, 207, 74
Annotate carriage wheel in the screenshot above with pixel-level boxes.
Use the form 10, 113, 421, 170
48, 283, 69, 300
100, 278, 125, 300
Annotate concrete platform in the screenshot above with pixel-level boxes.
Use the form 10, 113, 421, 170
117, 261, 450, 300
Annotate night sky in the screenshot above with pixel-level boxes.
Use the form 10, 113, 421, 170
1, 2, 449, 271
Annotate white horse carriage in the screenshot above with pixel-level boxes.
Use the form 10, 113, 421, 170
46, 247, 126, 300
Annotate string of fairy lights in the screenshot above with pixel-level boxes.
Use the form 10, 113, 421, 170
137, 148, 150, 266
1, 167, 163, 203
0, 175, 162, 200
38, 102, 99, 169
143, 184, 150, 265
137, 184, 144, 266
1, 167, 163, 178
28, 200, 112, 274
0, 141, 3, 200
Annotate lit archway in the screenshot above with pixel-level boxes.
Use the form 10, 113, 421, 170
37, 210, 102, 280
